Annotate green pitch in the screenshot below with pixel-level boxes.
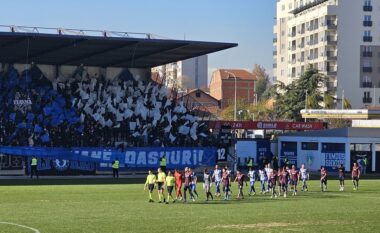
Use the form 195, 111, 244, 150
0, 179, 379, 233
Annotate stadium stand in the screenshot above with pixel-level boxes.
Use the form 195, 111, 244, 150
0, 65, 214, 149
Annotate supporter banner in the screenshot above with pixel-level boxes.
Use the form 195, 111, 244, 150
280, 141, 298, 167
0, 146, 217, 169
26, 157, 96, 175
13, 92, 32, 114
205, 120, 325, 130
321, 143, 346, 172
256, 139, 271, 168
0, 154, 24, 170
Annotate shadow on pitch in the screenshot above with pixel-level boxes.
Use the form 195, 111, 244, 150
0, 178, 145, 186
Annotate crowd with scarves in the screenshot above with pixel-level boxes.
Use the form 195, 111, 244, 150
0, 65, 215, 148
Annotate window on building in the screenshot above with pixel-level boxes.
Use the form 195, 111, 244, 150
364, 15, 372, 21
302, 142, 318, 151
282, 4, 285, 11
364, 30, 371, 37
364, 0, 372, 6
195, 91, 201, 98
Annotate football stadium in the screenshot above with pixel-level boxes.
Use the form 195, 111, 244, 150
0, 25, 380, 233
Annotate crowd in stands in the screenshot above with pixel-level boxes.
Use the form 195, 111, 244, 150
0, 65, 214, 148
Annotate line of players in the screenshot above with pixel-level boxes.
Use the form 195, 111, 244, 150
144, 162, 362, 203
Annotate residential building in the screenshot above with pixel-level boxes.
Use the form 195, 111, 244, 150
177, 89, 220, 118
152, 55, 208, 91
209, 69, 256, 108
274, 0, 380, 108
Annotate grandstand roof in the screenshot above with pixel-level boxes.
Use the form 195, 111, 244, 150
0, 31, 237, 68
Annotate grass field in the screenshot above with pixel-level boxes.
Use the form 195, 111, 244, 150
0, 179, 379, 233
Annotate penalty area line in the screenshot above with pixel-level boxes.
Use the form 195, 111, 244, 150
0, 221, 41, 233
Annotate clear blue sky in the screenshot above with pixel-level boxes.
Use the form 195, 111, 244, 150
1, 0, 276, 77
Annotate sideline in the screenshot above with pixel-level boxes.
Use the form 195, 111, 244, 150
0, 221, 40, 233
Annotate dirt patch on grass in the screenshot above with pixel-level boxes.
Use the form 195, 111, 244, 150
207, 222, 306, 230
207, 220, 351, 230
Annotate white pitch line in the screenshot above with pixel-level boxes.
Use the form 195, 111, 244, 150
0, 221, 40, 233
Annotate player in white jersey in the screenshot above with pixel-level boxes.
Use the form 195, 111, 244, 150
258, 167, 267, 194
248, 167, 257, 196
212, 165, 222, 197
299, 164, 309, 191
264, 163, 270, 192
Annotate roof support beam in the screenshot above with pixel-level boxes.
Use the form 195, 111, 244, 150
9, 38, 88, 64
104, 43, 190, 67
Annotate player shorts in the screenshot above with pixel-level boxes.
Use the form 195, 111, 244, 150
167, 186, 173, 194
339, 176, 345, 181
148, 184, 154, 192
352, 176, 359, 182
268, 179, 276, 188
289, 179, 297, 186
321, 178, 327, 184
223, 185, 230, 193
157, 182, 164, 190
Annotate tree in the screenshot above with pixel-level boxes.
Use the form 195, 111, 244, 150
273, 67, 325, 121
343, 98, 352, 109
252, 64, 270, 102
220, 99, 274, 121
324, 94, 335, 109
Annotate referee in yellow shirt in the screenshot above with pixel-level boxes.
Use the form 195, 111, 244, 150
156, 168, 166, 203
144, 170, 156, 202
166, 171, 176, 204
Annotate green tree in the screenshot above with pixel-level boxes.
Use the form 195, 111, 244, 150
252, 64, 270, 101
324, 94, 335, 109
343, 98, 352, 109
274, 67, 325, 121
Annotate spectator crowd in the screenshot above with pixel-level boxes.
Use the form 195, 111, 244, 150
0, 65, 213, 148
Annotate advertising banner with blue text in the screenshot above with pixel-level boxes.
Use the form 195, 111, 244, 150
0, 146, 217, 169
321, 143, 346, 172
280, 141, 298, 167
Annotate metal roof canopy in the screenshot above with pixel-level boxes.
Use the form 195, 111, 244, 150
0, 32, 237, 68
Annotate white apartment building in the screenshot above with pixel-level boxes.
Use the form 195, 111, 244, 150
152, 55, 208, 92
274, 0, 380, 108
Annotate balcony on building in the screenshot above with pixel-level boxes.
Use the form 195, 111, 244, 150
326, 36, 337, 45
326, 51, 337, 60
363, 5, 373, 12
290, 0, 328, 15
273, 51, 277, 56
326, 20, 337, 30
326, 66, 337, 76
273, 38, 277, 43
362, 67, 373, 73
325, 81, 337, 92
298, 57, 305, 62
362, 51, 373, 57
363, 97, 372, 103
289, 31, 296, 37
363, 21, 373, 27
298, 42, 305, 49
273, 63, 277, 68
362, 82, 373, 88
363, 36, 373, 42
298, 28, 305, 35
291, 45, 296, 51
